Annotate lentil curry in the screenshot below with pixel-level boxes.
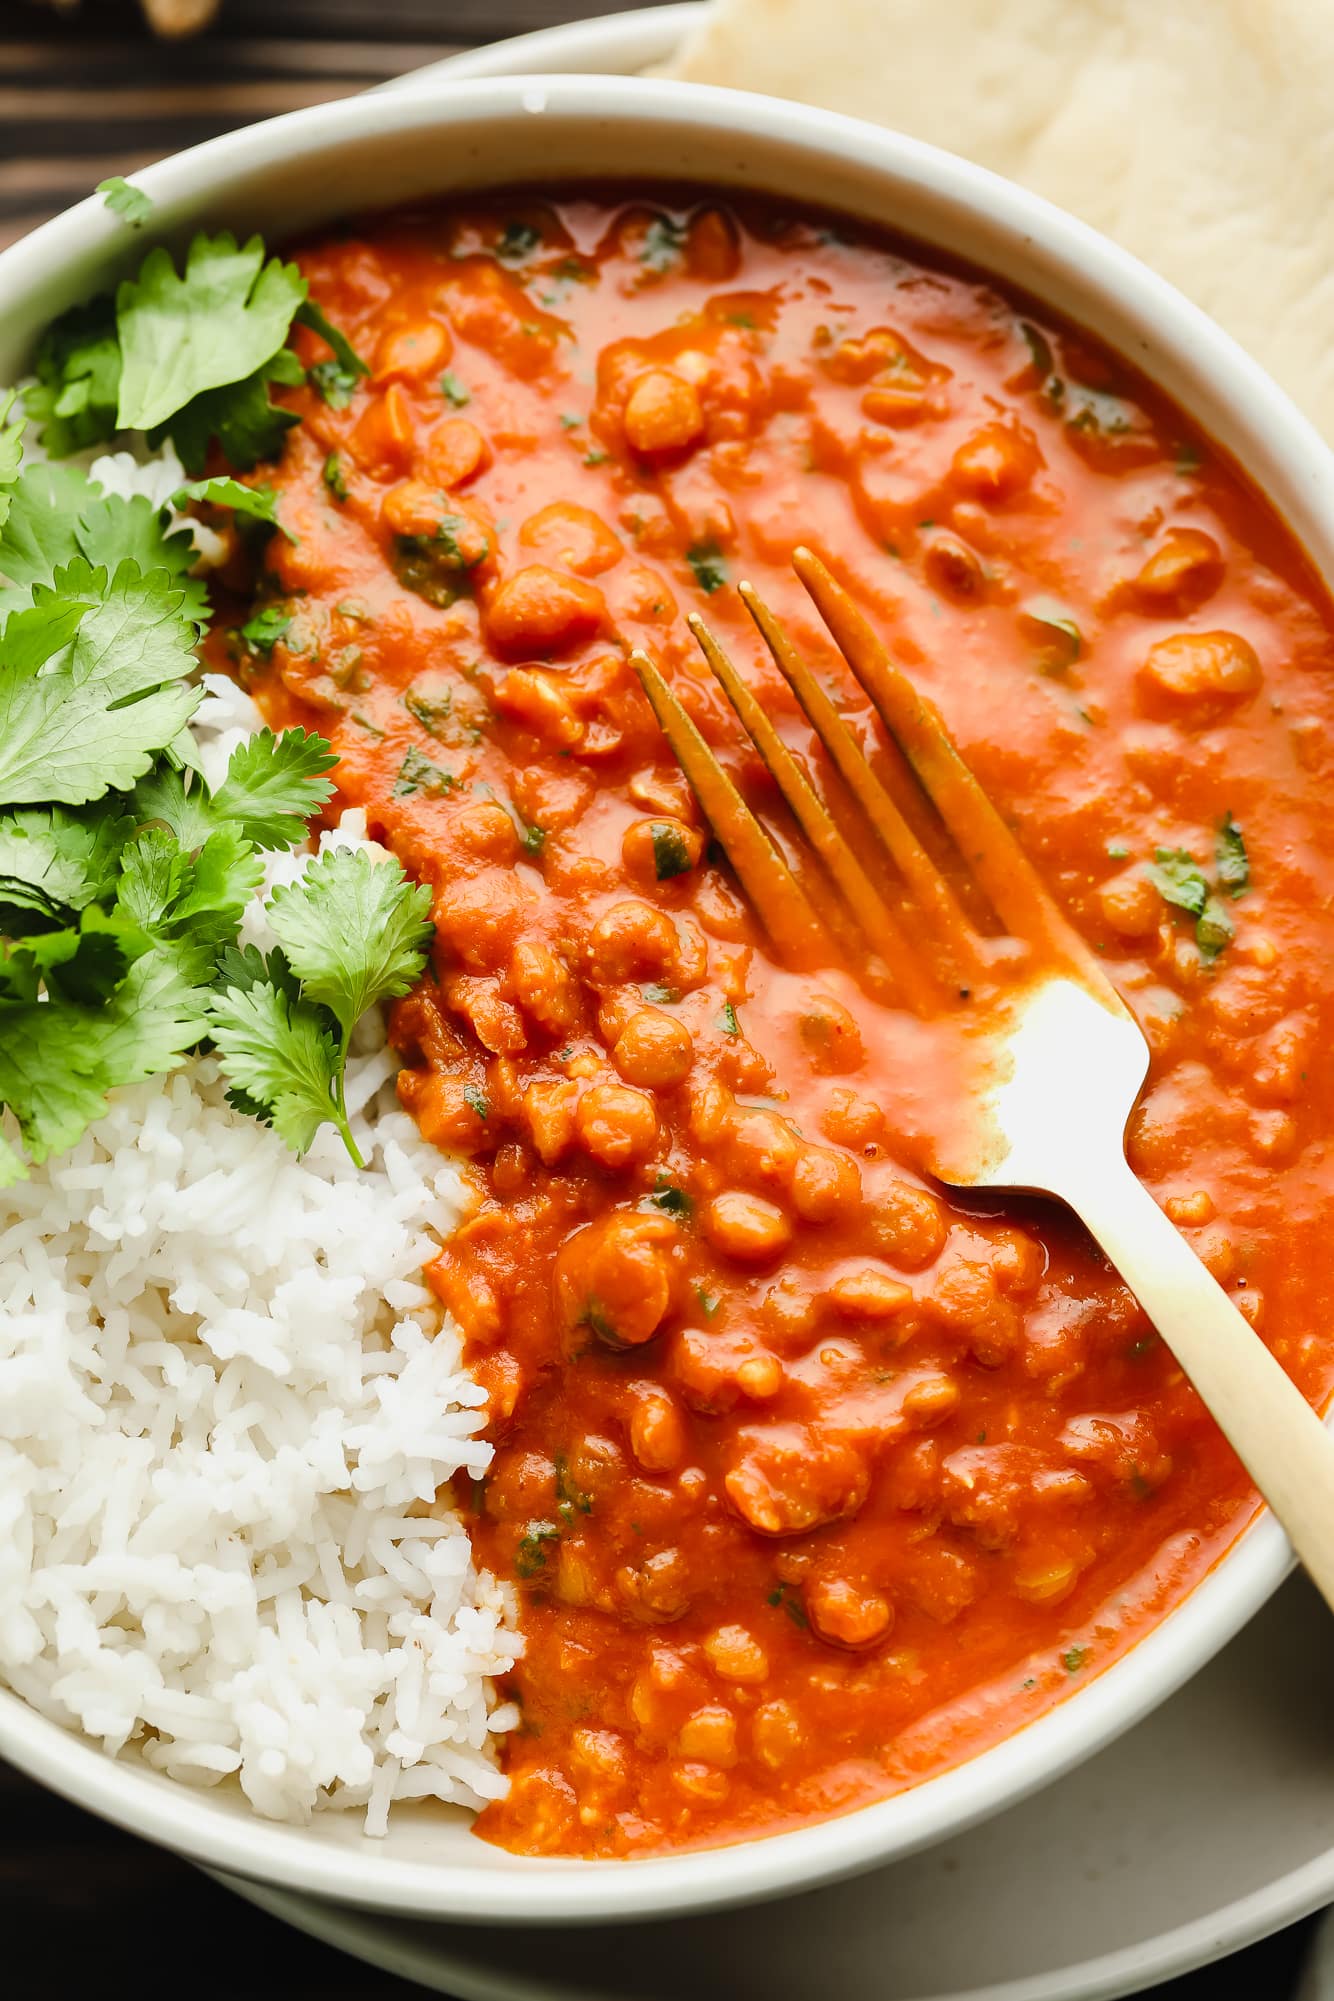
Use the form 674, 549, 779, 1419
233, 189, 1334, 1856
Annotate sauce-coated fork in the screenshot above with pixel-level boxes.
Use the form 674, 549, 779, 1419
630, 547, 1334, 1615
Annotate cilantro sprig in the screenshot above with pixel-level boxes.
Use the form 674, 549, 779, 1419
211, 850, 433, 1168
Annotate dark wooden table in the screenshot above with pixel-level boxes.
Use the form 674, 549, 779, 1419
0, 3, 1324, 1992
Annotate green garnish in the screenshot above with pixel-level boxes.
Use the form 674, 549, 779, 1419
650, 822, 694, 880
496, 220, 542, 264
695, 1285, 720, 1320
392, 745, 458, 798
646, 1173, 692, 1218
462, 1083, 490, 1121
1062, 1646, 1088, 1673
239, 605, 293, 657
440, 371, 471, 407
211, 849, 433, 1170
514, 1520, 561, 1578
97, 177, 153, 228
641, 216, 687, 271
1148, 847, 1236, 963
687, 543, 728, 594
718, 1001, 740, 1036
1216, 813, 1250, 897
520, 822, 547, 856
554, 1453, 593, 1518
640, 980, 680, 1005
1024, 594, 1082, 668
322, 453, 349, 502
583, 447, 609, 467
766, 1582, 809, 1630
172, 476, 291, 539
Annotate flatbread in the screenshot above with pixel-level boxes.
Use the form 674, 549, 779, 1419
670, 0, 1334, 440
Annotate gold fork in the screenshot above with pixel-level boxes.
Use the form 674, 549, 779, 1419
630, 546, 1334, 1613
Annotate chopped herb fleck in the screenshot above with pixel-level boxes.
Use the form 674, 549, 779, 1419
1216, 813, 1250, 897
640, 981, 680, 1005
404, 684, 452, 735
497, 220, 542, 263
583, 446, 609, 467
1106, 840, 1130, 860
717, 1001, 740, 1036
647, 1173, 692, 1218
1062, 1645, 1088, 1674
520, 822, 547, 856
440, 371, 470, 407
515, 1519, 560, 1578
1024, 594, 1083, 669
554, 1452, 593, 1518
695, 1285, 720, 1320
1148, 846, 1234, 962
321, 452, 348, 502
766, 1581, 809, 1630
463, 1083, 490, 1121
651, 822, 694, 880
687, 542, 728, 594
239, 605, 292, 656
560, 411, 581, 431
640, 216, 687, 271
393, 744, 458, 798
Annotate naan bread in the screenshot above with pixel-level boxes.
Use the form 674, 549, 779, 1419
671, 0, 1334, 439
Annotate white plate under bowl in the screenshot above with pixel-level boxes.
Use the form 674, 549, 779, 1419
217, 1575, 1334, 2001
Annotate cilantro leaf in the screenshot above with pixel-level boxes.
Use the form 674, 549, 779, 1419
20, 906, 147, 1006
0, 559, 200, 807
1147, 848, 1208, 918
266, 847, 433, 1036
76, 489, 211, 630
1216, 813, 1250, 897
0, 804, 134, 930
161, 352, 303, 475
209, 728, 337, 849
23, 300, 121, 459
239, 605, 293, 656
172, 476, 292, 540
131, 764, 220, 852
116, 232, 307, 435
208, 978, 342, 1157
0, 390, 24, 523
687, 542, 728, 594
0, 950, 207, 1182
97, 177, 153, 228
0, 463, 94, 602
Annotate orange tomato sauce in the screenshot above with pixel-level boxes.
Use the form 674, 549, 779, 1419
231, 189, 1334, 1857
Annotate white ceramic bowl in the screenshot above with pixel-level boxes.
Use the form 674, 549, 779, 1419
2, 72, 1332, 1930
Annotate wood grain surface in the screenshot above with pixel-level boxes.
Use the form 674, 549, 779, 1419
0, 2, 1322, 1991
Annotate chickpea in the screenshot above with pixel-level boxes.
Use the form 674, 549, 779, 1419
703, 1190, 793, 1262
821, 1088, 885, 1150
1133, 528, 1223, 608
923, 533, 987, 601
486, 564, 606, 657
509, 938, 578, 1033
433, 870, 527, 973
829, 1267, 913, 1319
522, 1076, 580, 1163
587, 899, 679, 984
1165, 1190, 1216, 1227
624, 369, 706, 458
736, 1352, 784, 1400
398, 1068, 492, 1155
424, 416, 489, 489
874, 1181, 948, 1268
347, 383, 414, 475
381, 478, 452, 538
724, 1429, 868, 1535
555, 1210, 677, 1347
675, 1706, 738, 1767
752, 1699, 801, 1769
902, 1372, 962, 1426
1099, 866, 1160, 939
806, 1576, 894, 1649
718, 1105, 801, 1189
703, 1624, 769, 1685
950, 420, 1041, 501
569, 1728, 626, 1782
1138, 629, 1262, 710
1012, 1558, 1079, 1606
613, 1009, 695, 1090
618, 1545, 693, 1622
519, 500, 623, 577
628, 1386, 687, 1472
576, 1080, 659, 1168
452, 800, 519, 864
374, 317, 451, 381
990, 1226, 1045, 1296
672, 1762, 729, 1804
621, 814, 706, 888
493, 668, 585, 749
796, 997, 863, 1074
791, 1146, 862, 1223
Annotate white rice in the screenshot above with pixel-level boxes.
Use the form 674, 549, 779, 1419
0, 678, 522, 1832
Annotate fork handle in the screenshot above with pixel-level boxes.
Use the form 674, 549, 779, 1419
1064, 1155, 1334, 1615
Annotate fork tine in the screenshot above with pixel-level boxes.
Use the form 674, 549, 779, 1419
627, 648, 835, 968
687, 613, 925, 1007
738, 579, 979, 978
792, 545, 1087, 960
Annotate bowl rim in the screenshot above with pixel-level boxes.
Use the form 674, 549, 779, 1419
0, 67, 1327, 1927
